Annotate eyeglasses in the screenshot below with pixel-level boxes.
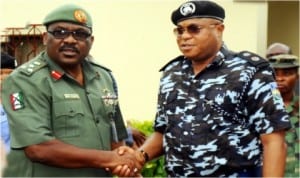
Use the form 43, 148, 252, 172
173, 23, 220, 37
47, 29, 91, 41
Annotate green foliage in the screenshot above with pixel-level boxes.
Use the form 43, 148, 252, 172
130, 120, 167, 177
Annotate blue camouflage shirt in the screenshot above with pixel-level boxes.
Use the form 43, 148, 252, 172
154, 46, 291, 177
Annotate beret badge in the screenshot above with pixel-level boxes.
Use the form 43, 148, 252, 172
180, 2, 196, 16
74, 9, 87, 24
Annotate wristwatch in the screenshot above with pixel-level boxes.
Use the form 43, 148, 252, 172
140, 150, 149, 162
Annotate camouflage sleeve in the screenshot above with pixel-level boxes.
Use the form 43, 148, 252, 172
246, 66, 291, 134
154, 74, 169, 133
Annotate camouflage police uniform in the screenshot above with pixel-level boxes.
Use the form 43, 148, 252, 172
154, 46, 291, 177
1, 4, 127, 177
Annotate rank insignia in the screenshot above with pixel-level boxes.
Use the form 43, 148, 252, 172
270, 82, 283, 103
101, 89, 118, 106
51, 70, 62, 80
10, 92, 25, 111
102, 88, 119, 142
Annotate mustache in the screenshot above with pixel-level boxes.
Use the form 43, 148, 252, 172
59, 45, 79, 53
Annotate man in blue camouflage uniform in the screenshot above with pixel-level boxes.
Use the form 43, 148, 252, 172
136, 1, 291, 177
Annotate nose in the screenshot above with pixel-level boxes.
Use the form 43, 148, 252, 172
180, 29, 193, 39
63, 32, 77, 42
275, 75, 285, 81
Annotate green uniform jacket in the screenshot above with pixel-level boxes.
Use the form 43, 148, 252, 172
2, 51, 128, 177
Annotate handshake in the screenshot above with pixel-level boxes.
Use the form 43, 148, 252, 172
106, 146, 149, 177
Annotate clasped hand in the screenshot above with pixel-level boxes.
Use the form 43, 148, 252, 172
107, 146, 145, 177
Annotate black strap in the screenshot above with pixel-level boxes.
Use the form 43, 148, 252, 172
108, 72, 118, 96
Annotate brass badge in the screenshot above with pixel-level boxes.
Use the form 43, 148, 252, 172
74, 10, 87, 24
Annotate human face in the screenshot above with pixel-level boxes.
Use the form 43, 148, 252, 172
43, 22, 94, 68
274, 68, 299, 95
174, 18, 224, 61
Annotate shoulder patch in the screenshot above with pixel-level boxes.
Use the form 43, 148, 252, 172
89, 61, 112, 72
237, 51, 269, 69
159, 56, 185, 72
19, 58, 47, 76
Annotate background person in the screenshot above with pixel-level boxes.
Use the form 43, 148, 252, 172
266, 42, 292, 58
0, 52, 17, 153
268, 54, 299, 177
0, 52, 17, 176
1, 4, 142, 177
123, 1, 291, 177
266, 42, 299, 95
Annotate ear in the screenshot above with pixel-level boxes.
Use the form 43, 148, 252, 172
215, 24, 224, 39
90, 35, 94, 44
42, 32, 48, 45
87, 36, 94, 51
217, 23, 224, 33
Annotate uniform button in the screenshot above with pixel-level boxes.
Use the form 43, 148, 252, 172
95, 117, 100, 124
0, 111, 5, 116
183, 131, 188, 135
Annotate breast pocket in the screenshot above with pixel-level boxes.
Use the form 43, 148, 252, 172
161, 90, 178, 113
53, 100, 84, 138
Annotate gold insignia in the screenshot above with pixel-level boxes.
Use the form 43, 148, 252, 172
74, 10, 87, 24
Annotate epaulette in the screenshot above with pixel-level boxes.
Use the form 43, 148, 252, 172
19, 57, 48, 76
159, 56, 184, 72
89, 61, 112, 72
237, 51, 269, 69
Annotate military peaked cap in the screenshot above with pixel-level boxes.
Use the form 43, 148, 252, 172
268, 54, 299, 69
43, 4, 93, 28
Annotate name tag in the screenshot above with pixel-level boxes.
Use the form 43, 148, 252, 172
64, 94, 80, 99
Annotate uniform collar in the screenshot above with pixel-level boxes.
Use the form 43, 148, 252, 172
208, 45, 229, 69
43, 52, 65, 79
286, 95, 299, 114
81, 59, 100, 81
182, 44, 229, 71
43, 52, 99, 81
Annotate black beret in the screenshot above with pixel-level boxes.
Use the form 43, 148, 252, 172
1, 53, 16, 69
171, 0, 225, 25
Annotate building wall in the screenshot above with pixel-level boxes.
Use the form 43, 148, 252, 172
268, 1, 299, 57
0, 0, 269, 121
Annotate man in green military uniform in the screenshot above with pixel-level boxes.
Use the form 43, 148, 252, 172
268, 54, 299, 177
1, 4, 142, 177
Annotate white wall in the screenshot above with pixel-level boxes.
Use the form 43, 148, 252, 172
0, 0, 267, 121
